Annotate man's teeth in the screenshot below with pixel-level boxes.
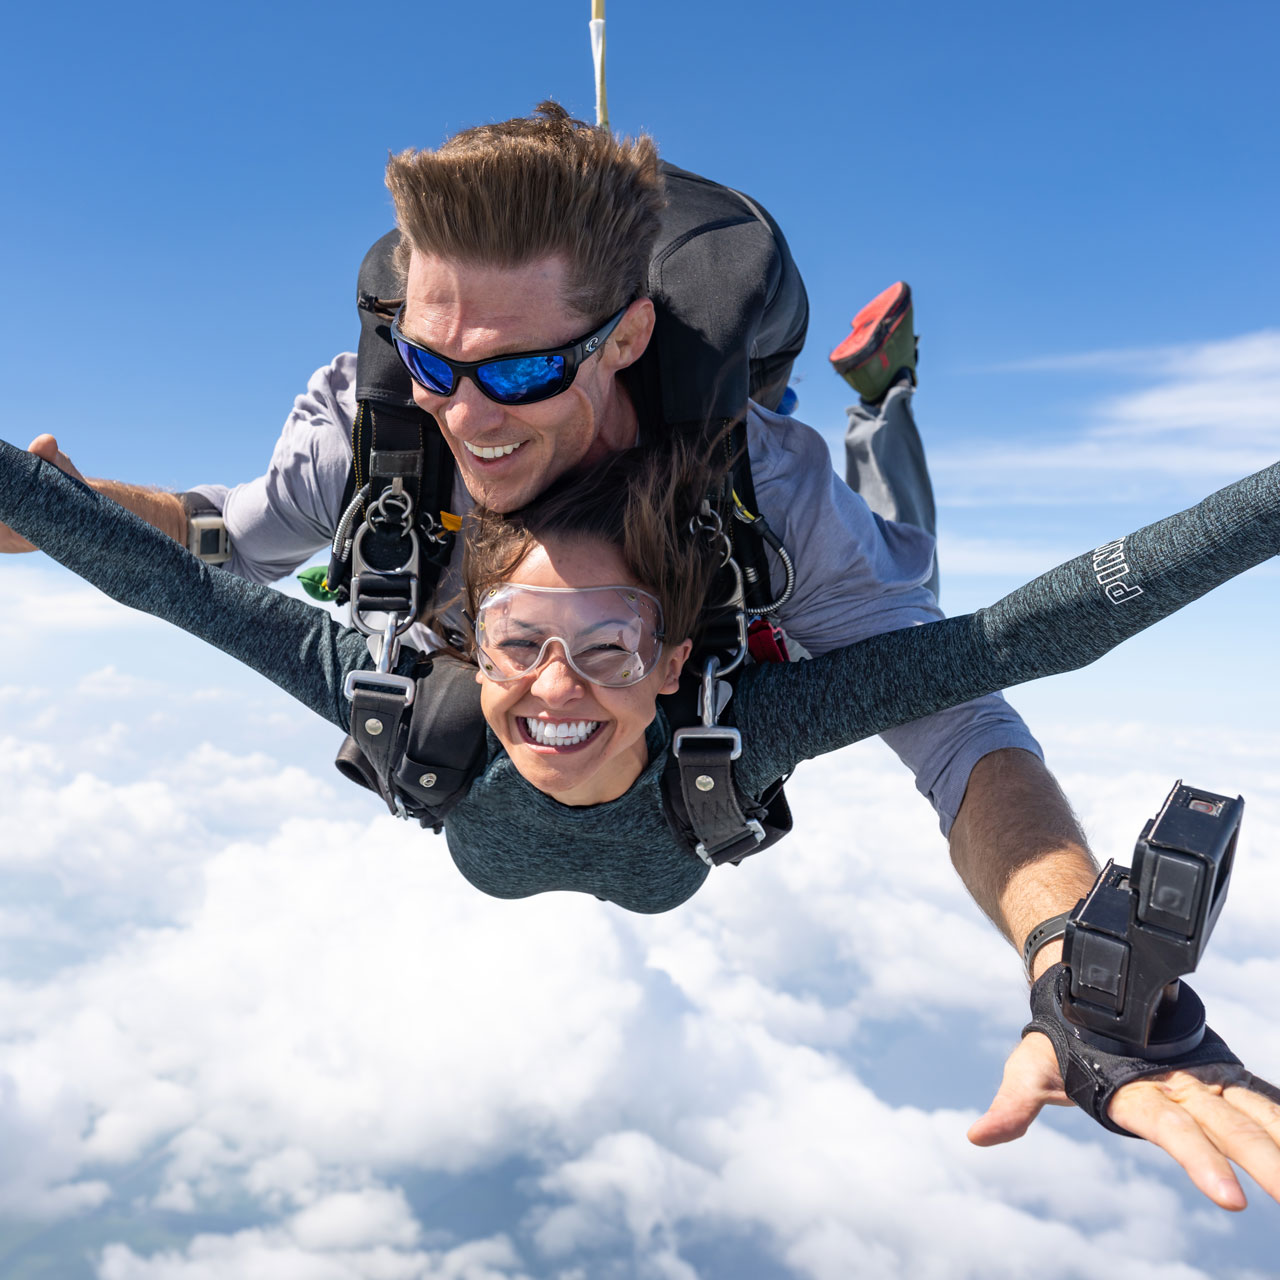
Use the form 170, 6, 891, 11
523, 719, 600, 746
464, 441, 524, 460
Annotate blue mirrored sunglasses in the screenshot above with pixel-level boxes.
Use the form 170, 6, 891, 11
390, 303, 629, 407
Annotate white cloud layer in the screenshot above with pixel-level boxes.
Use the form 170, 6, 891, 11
2, 480, 1279, 1278
0, 652, 1277, 1277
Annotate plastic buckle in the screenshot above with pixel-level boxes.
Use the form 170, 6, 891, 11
672, 725, 742, 760
343, 670, 416, 706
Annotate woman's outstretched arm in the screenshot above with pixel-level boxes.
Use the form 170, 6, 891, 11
735, 459, 1280, 788
0, 437, 397, 732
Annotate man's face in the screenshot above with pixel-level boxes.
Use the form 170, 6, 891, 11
399, 252, 652, 512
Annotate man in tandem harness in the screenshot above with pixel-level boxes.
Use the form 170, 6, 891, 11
4, 103, 1273, 1207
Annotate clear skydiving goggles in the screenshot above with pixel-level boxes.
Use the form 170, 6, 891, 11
474, 583, 666, 688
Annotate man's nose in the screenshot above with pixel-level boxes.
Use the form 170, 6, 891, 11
529, 643, 585, 704
427, 374, 504, 438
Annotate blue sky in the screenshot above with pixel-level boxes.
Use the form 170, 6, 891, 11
2, 1, 1280, 1276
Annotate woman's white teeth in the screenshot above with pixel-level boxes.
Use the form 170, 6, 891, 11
464, 441, 524, 459
524, 719, 599, 746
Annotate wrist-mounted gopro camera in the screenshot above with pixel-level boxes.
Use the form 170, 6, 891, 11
179, 492, 232, 565
1061, 781, 1242, 1058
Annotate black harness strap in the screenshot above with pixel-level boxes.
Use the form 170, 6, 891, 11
324, 229, 458, 604
659, 669, 793, 866
341, 654, 487, 829
672, 730, 764, 865
390, 656, 488, 824
350, 679, 415, 814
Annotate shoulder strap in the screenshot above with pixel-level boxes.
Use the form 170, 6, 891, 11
325, 233, 457, 603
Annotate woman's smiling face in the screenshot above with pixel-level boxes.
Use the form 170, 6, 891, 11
476, 534, 692, 806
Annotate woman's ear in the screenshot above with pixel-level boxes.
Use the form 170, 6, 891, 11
658, 639, 694, 695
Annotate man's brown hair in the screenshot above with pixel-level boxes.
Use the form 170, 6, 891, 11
386, 101, 665, 321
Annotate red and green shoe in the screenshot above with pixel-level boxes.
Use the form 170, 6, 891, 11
828, 281, 917, 404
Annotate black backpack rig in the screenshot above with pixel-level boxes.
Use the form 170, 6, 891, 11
332, 162, 808, 867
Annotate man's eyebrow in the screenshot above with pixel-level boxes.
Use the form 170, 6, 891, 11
397, 320, 579, 362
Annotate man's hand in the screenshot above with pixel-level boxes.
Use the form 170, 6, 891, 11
0, 434, 189, 547
0, 435, 86, 552
969, 1031, 1280, 1211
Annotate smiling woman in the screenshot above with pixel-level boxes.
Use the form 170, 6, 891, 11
3, 434, 1280, 920
472, 560, 689, 807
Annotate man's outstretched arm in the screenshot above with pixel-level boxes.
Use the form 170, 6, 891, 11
947, 746, 1097, 972
953, 747, 1280, 1211
0, 435, 186, 552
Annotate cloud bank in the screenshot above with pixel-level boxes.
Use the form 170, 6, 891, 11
0, 608, 1278, 1277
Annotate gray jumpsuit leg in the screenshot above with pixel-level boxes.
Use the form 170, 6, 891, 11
844, 379, 940, 599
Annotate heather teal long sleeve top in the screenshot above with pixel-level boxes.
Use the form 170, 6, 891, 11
2, 438, 1276, 913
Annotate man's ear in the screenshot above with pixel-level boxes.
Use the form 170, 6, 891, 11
604, 298, 655, 373
658, 638, 694, 696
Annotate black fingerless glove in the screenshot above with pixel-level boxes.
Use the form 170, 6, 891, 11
1023, 962, 1241, 1137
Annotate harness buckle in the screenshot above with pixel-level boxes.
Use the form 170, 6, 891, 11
343, 669, 416, 705
693, 820, 765, 867
350, 527, 422, 644
672, 724, 743, 761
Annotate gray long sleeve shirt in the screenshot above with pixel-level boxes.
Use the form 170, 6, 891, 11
4, 439, 1276, 914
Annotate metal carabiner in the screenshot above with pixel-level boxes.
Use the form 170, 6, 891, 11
714, 557, 749, 678
366, 479, 416, 534
698, 655, 734, 727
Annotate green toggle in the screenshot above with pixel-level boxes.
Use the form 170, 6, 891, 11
298, 565, 341, 602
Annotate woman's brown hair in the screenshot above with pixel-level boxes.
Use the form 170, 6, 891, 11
460, 437, 731, 650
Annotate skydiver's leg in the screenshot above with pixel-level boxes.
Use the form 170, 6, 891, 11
832, 282, 939, 598
843, 379, 938, 541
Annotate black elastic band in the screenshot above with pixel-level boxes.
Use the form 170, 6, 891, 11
1022, 912, 1071, 979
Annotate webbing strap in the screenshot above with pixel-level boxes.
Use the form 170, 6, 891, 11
672, 729, 765, 865
350, 683, 414, 816
338, 655, 489, 829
